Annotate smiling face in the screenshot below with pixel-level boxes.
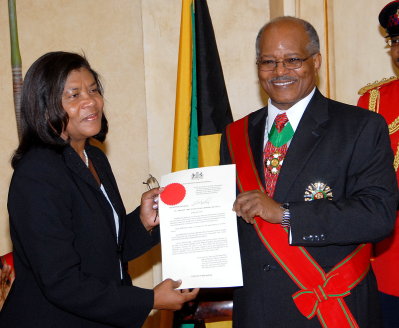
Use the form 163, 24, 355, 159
257, 19, 321, 110
61, 68, 104, 150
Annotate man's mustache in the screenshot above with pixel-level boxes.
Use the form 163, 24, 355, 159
269, 76, 298, 83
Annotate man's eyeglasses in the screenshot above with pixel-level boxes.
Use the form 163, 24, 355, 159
256, 54, 315, 72
386, 39, 399, 47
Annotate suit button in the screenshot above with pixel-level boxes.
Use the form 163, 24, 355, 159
314, 235, 320, 241
320, 234, 326, 241
263, 264, 276, 272
309, 235, 314, 241
302, 236, 308, 241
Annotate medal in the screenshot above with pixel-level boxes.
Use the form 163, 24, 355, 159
304, 182, 333, 201
265, 151, 284, 175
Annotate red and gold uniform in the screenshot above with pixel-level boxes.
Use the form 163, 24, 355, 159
358, 76, 399, 297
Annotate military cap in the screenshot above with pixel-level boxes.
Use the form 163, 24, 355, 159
379, 0, 399, 37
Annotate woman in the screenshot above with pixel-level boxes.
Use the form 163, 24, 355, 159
0, 51, 198, 327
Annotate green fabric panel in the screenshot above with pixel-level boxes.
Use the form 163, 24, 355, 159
188, 0, 199, 169
268, 122, 294, 147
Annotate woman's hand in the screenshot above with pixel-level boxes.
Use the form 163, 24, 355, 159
153, 279, 199, 310
139, 187, 164, 231
0, 262, 15, 311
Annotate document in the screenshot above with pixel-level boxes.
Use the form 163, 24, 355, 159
159, 164, 243, 289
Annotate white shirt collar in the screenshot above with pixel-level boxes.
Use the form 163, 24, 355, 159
266, 87, 316, 134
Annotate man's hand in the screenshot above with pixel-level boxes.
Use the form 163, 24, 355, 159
139, 187, 164, 231
233, 190, 283, 224
153, 279, 199, 311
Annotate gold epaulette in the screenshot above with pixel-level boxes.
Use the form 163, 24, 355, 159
358, 76, 398, 95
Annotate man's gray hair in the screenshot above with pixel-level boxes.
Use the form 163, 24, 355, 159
255, 16, 320, 58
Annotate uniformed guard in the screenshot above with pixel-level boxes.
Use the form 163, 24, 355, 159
357, 1, 399, 327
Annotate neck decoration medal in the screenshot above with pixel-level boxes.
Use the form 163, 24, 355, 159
265, 121, 294, 175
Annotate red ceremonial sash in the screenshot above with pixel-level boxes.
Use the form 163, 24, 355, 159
1, 252, 14, 270
226, 116, 372, 328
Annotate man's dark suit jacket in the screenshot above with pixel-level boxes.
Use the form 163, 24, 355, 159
1, 144, 159, 327
220, 89, 398, 328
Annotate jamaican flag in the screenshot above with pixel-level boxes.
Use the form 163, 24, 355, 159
171, 1, 234, 327
172, 0, 233, 172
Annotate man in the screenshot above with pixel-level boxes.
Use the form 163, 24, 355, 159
220, 16, 398, 327
357, 1, 399, 326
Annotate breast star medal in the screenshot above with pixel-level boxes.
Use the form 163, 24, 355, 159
265, 151, 284, 175
304, 182, 333, 201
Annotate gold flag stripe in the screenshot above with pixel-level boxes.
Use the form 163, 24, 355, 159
198, 133, 222, 167
205, 321, 232, 328
172, 0, 193, 172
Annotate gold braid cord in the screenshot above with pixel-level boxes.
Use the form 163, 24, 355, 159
385, 103, 399, 172
368, 89, 379, 113
358, 76, 398, 95
364, 87, 399, 172
389, 116, 399, 135
394, 143, 399, 172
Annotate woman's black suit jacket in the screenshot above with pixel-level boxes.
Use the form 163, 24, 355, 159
1, 144, 159, 327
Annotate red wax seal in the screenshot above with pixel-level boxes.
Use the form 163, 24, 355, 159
161, 183, 186, 205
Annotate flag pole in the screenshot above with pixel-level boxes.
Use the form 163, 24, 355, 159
8, 0, 23, 141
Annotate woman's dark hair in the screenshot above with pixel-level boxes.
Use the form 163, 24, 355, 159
11, 51, 108, 168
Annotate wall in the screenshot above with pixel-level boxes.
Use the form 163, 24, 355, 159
330, 0, 395, 105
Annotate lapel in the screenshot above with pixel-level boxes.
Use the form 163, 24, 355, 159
63, 145, 122, 243
87, 146, 126, 245
273, 89, 330, 201
247, 107, 268, 188
63, 146, 98, 189
88, 146, 127, 245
